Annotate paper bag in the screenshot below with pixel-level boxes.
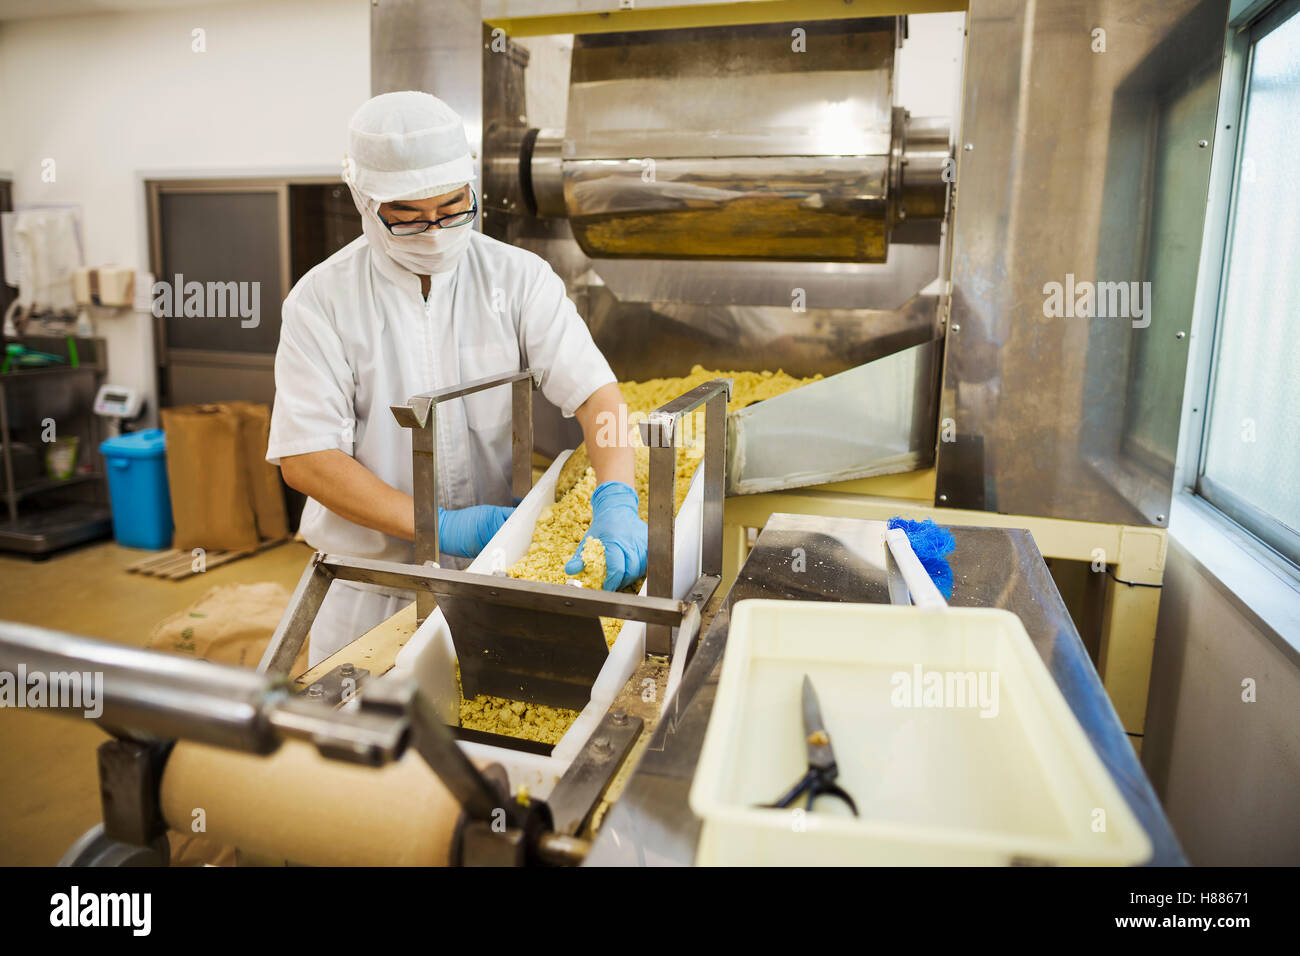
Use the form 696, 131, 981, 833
226, 401, 289, 541
160, 404, 260, 551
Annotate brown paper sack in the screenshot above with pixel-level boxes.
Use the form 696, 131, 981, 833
146, 582, 310, 865
226, 401, 289, 541
145, 581, 308, 672
160, 404, 260, 551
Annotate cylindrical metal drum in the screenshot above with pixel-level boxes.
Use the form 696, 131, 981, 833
523, 18, 949, 264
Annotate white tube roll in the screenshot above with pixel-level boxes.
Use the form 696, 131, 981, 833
160, 739, 482, 866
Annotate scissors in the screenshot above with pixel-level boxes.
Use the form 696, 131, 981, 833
763, 675, 859, 816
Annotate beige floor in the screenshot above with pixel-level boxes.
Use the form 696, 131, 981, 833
0, 538, 315, 865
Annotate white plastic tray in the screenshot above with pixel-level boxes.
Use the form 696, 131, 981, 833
689, 599, 1152, 866
388, 450, 704, 798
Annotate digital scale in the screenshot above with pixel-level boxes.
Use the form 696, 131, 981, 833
93, 384, 144, 422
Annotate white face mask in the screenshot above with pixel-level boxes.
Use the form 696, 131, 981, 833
373, 213, 473, 275
349, 183, 473, 276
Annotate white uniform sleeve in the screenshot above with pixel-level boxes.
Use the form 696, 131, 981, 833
266, 288, 356, 465
519, 259, 617, 417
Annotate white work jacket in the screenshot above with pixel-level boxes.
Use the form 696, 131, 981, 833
267, 230, 615, 568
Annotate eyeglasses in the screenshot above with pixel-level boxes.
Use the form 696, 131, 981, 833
378, 188, 478, 236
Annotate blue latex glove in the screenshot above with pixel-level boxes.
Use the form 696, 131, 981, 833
564, 481, 648, 591
437, 504, 514, 559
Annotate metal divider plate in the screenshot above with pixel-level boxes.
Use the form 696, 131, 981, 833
432, 592, 611, 710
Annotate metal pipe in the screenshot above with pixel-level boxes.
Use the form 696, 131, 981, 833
0, 619, 413, 765
0, 619, 282, 753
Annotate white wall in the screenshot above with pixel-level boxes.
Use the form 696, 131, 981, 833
0, 0, 370, 424
1143, 532, 1300, 864
896, 11, 966, 120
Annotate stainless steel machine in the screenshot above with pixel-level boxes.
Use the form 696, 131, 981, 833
2, 616, 616, 867
0, 505, 1186, 866
364, 0, 1228, 742
11, 377, 730, 867
1, 0, 1228, 867
476, 12, 952, 493
422, 0, 1225, 528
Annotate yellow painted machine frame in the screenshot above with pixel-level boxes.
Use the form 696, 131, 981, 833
486, 0, 967, 38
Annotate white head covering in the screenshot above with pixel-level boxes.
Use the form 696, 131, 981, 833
343, 91, 475, 203
342, 91, 477, 276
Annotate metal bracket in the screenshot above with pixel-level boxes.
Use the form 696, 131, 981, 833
392, 368, 540, 624
97, 738, 171, 850
261, 379, 730, 698
258, 551, 696, 707
544, 708, 644, 836
300, 662, 370, 707
639, 378, 732, 655
257, 551, 334, 676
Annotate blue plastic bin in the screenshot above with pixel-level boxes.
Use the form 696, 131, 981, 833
100, 429, 173, 550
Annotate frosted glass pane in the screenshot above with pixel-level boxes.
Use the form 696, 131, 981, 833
1203, 9, 1300, 541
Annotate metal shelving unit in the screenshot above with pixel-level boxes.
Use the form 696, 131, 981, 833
0, 335, 112, 556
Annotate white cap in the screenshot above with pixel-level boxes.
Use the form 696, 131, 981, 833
343, 91, 476, 203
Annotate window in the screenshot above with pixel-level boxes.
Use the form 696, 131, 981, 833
145, 178, 360, 408
1196, 0, 1300, 566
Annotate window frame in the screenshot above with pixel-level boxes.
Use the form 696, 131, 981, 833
1182, 0, 1300, 571
144, 174, 353, 408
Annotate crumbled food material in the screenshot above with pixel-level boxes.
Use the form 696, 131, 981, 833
457, 681, 579, 746
458, 365, 818, 744
555, 364, 822, 502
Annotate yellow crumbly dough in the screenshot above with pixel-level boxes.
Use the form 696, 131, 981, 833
457, 691, 578, 746
459, 364, 820, 743
554, 365, 822, 501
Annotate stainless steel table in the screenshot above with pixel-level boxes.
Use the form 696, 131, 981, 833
586, 513, 1184, 866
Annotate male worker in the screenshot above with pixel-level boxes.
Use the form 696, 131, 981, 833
268, 91, 646, 667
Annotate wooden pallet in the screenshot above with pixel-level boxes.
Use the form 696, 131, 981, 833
126, 537, 288, 580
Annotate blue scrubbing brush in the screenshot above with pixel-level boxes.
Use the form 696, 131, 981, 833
887, 517, 956, 599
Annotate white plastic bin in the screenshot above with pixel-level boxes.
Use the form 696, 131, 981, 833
688, 599, 1152, 866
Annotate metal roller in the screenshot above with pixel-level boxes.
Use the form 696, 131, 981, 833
478, 13, 956, 489
0, 619, 283, 754
521, 18, 950, 264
